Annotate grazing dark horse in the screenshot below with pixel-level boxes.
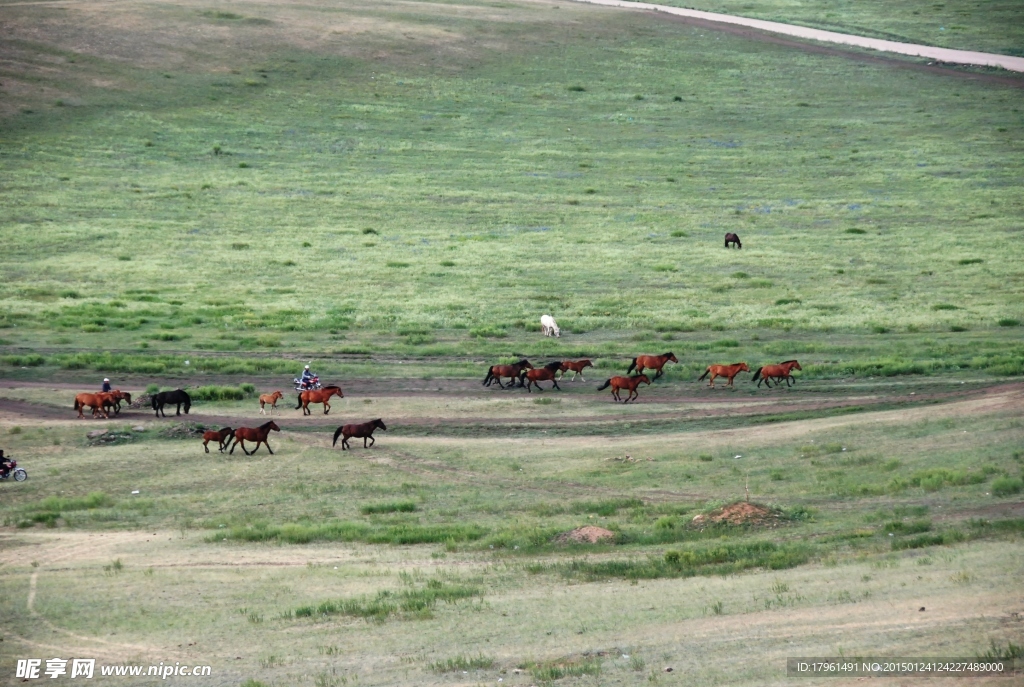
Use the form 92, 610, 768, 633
152, 389, 191, 417
559, 359, 594, 382
627, 352, 678, 380
202, 427, 234, 453
698, 362, 750, 388
519, 361, 564, 392
333, 418, 387, 450
725, 232, 742, 249
483, 358, 533, 389
752, 360, 802, 388
74, 391, 113, 419
229, 421, 280, 455
102, 390, 132, 416
296, 385, 344, 415
597, 374, 651, 403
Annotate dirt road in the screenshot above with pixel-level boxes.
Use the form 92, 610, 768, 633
568, 0, 1024, 74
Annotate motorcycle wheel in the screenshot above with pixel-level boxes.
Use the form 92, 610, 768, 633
13, 468, 27, 482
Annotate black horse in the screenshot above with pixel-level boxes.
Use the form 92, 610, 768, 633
725, 232, 742, 249
152, 389, 191, 417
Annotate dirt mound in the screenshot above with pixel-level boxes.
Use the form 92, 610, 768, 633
691, 501, 781, 526
554, 526, 616, 544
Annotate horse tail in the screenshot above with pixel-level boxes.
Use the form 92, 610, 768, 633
597, 379, 611, 391
332, 426, 344, 447
626, 358, 637, 374
295, 393, 304, 410
751, 367, 763, 382
151, 395, 159, 410
482, 367, 493, 386
698, 368, 710, 381
74, 399, 81, 410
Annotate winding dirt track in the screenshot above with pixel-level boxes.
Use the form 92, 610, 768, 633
568, 0, 1024, 74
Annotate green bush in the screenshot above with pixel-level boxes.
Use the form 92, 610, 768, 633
1, 354, 45, 367
991, 476, 1023, 496
361, 501, 418, 515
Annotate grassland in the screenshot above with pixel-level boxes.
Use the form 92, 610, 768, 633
1, 0, 1023, 685
0, 378, 1022, 686
646, 0, 1024, 55
1, 0, 1023, 371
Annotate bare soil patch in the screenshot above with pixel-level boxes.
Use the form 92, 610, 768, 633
692, 501, 783, 526
555, 525, 616, 544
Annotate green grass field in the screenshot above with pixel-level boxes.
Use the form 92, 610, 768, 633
1, 1, 1023, 685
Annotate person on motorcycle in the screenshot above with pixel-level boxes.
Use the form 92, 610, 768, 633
0, 450, 12, 480
102, 378, 112, 392
300, 365, 316, 390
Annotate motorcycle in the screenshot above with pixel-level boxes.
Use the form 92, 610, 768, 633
293, 375, 322, 392
0, 459, 27, 482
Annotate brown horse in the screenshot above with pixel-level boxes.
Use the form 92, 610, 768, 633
229, 421, 281, 455
725, 232, 742, 249
559, 359, 594, 382
296, 385, 344, 415
332, 418, 387, 450
483, 358, 533, 389
202, 427, 234, 453
752, 360, 802, 388
597, 374, 651, 403
698, 362, 750, 388
259, 391, 284, 415
519, 361, 564, 392
627, 352, 678, 380
74, 392, 114, 419
101, 390, 132, 416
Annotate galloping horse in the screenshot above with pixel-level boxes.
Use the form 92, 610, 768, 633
259, 391, 284, 415
698, 362, 750, 388
152, 389, 191, 417
597, 374, 651, 403
519, 361, 564, 392
296, 385, 344, 415
627, 352, 678, 380
102, 390, 132, 416
332, 418, 387, 450
483, 359, 533, 389
202, 427, 234, 453
74, 392, 113, 419
229, 421, 280, 455
725, 232, 742, 249
559, 359, 594, 382
752, 360, 802, 388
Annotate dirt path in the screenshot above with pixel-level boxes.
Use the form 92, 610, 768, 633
1, 381, 1020, 434
568, 0, 1024, 74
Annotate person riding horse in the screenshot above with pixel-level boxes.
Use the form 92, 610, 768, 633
101, 378, 112, 392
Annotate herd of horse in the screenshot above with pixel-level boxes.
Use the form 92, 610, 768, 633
70, 351, 801, 454
483, 353, 801, 402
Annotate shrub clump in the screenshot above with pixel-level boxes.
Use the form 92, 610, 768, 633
294, 579, 481, 622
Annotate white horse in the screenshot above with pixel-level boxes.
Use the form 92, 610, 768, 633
540, 314, 560, 337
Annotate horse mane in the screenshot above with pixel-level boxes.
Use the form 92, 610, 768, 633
259, 420, 276, 429
544, 361, 563, 371
322, 385, 342, 390
663, 352, 674, 357
517, 358, 530, 365
780, 359, 799, 364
